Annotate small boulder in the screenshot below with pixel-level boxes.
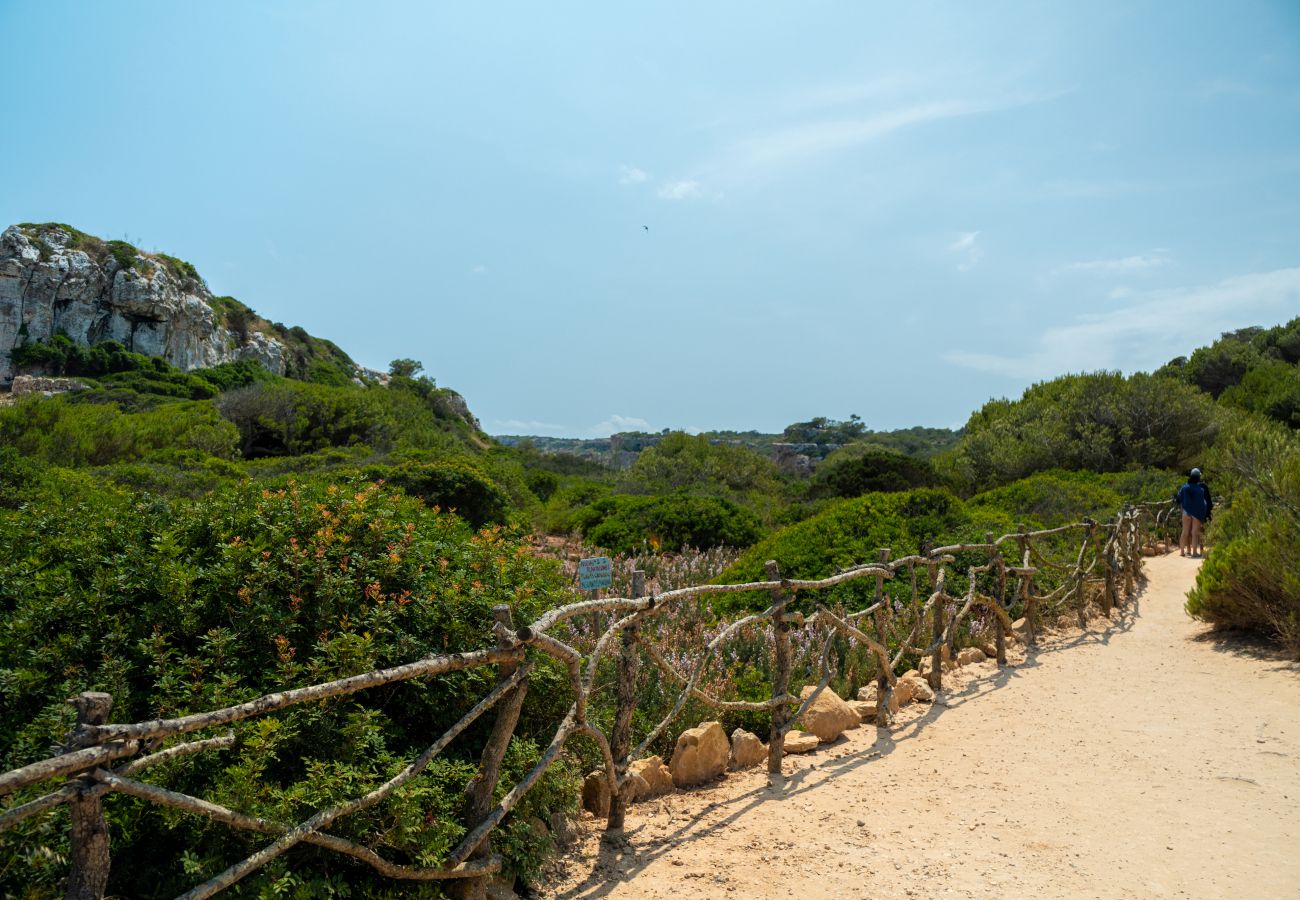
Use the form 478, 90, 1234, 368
670, 721, 730, 788
582, 770, 610, 817
856, 683, 900, 713
893, 679, 915, 706
956, 647, 987, 666
917, 657, 955, 676
848, 699, 877, 720
730, 729, 767, 770
899, 673, 934, 703
783, 730, 819, 753
628, 755, 674, 800
797, 685, 860, 742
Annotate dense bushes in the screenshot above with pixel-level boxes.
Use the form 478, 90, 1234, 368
939, 371, 1219, 492
360, 458, 509, 528
0, 395, 239, 466
0, 471, 575, 897
807, 446, 938, 499
1161, 317, 1300, 427
1185, 418, 1300, 654
569, 493, 763, 553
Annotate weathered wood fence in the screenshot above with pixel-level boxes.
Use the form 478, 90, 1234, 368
0, 501, 1179, 899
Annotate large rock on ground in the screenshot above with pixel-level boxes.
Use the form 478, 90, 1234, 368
729, 729, 767, 770
628, 756, 674, 800
797, 685, 860, 742
848, 700, 878, 721
783, 731, 820, 753
581, 770, 610, 817
956, 647, 987, 666
899, 673, 934, 703
670, 721, 730, 787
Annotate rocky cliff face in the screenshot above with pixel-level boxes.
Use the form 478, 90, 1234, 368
0, 224, 286, 383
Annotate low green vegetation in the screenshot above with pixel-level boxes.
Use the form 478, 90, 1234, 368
1185, 415, 1300, 654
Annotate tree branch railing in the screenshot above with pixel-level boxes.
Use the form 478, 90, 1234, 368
0, 501, 1172, 898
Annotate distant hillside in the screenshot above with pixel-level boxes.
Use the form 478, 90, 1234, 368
496, 420, 959, 471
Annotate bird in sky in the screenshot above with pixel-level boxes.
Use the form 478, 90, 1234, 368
642, 225, 649, 231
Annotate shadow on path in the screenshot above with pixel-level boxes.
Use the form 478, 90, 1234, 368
545, 578, 1156, 899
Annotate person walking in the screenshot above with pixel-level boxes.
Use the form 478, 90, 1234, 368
1176, 468, 1212, 557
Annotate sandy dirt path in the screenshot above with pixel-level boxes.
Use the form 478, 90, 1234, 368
538, 554, 1300, 899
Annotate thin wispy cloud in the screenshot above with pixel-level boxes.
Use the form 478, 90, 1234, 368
944, 267, 1300, 380
471, 264, 487, 275
1054, 251, 1172, 275
950, 231, 983, 272
721, 92, 1059, 180
619, 164, 648, 185
657, 179, 702, 201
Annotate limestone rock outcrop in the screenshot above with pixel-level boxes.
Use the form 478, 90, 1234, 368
0, 224, 287, 383
797, 685, 860, 742
670, 721, 730, 787
956, 647, 987, 666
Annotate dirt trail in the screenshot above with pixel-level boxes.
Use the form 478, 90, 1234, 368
539, 554, 1300, 899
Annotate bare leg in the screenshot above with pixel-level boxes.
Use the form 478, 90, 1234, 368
1180, 514, 1192, 556
1192, 517, 1205, 556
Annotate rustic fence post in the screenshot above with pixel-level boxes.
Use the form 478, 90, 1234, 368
766, 560, 792, 778
1017, 524, 1037, 647
65, 691, 113, 900
987, 533, 1007, 667
606, 570, 644, 833
1093, 521, 1113, 616
872, 549, 893, 727
925, 546, 943, 692
451, 605, 527, 900
1075, 520, 1094, 629
1122, 508, 1137, 598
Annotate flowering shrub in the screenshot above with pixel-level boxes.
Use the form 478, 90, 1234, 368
0, 465, 575, 897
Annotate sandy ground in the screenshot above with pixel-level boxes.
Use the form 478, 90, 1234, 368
537, 553, 1300, 899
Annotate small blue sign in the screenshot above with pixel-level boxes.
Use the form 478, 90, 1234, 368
578, 556, 613, 591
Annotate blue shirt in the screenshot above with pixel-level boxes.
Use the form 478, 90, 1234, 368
1178, 482, 1210, 520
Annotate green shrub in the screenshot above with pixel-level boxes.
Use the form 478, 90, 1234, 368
361, 458, 509, 528
808, 446, 938, 499
0, 474, 574, 896
572, 493, 763, 554
938, 371, 1220, 493
0, 395, 239, 466
1186, 417, 1300, 654
968, 470, 1124, 527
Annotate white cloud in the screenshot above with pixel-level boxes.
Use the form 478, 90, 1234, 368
1054, 251, 1172, 275
657, 179, 702, 201
943, 267, 1300, 380
619, 164, 648, 185
949, 231, 983, 271
471, 264, 487, 275
588, 414, 651, 437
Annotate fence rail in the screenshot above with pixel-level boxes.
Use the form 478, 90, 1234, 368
0, 500, 1181, 899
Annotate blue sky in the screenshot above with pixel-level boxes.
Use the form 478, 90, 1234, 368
3, 2, 1299, 436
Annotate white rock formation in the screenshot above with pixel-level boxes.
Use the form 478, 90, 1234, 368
0, 224, 286, 383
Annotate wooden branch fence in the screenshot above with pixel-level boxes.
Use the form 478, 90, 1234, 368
0, 501, 1181, 899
